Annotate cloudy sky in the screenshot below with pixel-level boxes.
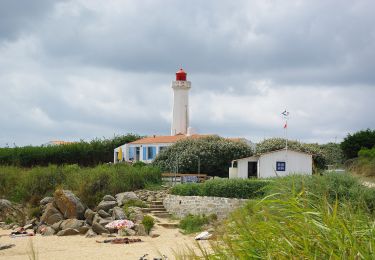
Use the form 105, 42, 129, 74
1, 0, 374, 146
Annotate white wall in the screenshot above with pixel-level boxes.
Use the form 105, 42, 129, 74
236, 157, 258, 178
171, 80, 191, 135
259, 150, 312, 178
114, 142, 174, 163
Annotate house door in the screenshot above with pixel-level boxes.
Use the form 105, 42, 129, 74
135, 147, 140, 161
248, 162, 257, 178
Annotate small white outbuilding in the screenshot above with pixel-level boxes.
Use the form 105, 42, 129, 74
229, 149, 312, 179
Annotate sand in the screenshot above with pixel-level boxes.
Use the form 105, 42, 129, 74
0, 225, 209, 260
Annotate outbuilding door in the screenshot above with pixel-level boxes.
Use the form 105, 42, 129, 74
248, 162, 257, 178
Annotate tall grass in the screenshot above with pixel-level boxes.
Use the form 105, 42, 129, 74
0, 164, 161, 208
178, 173, 375, 259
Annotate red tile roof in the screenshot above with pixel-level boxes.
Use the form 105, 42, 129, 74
128, 134, 211, 145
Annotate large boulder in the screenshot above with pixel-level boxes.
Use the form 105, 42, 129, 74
39, 197, 54, 206
97, 201, 117, 212
54, 190, 86, 219
42, 226, 56, 236
85, 228, 97, 238
115, 192, 139, 206
112, 207, 126, 220
92, 222, 109, 235
57, 228, 80, 236
134, 224, 147, 236
40, 203, 64, 225
0, 199, 25, 225
98, 209, 111, 218
126, 207, 144, 223
60, 219, 84, 230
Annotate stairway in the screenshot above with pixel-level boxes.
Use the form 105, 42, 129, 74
143, 200, 171, 218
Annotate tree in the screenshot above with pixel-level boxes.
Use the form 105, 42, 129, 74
320, 142, 344, 167
341, 129, 375, 160
152, 136, 253, 177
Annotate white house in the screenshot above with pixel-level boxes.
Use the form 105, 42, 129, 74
229, 149, 312, 179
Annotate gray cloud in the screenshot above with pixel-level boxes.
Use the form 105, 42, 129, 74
0, 0, 374, 146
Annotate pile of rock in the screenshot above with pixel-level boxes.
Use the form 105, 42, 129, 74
0, 199, 25, 229
134, 189, 169, 203
13, 190, 149, 237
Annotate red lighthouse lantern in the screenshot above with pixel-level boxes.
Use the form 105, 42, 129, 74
176, 68, 187, 81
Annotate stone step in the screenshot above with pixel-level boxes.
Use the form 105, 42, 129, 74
157, 223, 179, 229
151, 201, 163, 206
150, 210, 167, 214
152, 212, 171, 218
141, 207, 165, 213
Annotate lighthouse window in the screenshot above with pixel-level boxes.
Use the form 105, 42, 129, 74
276, 161, 286, 171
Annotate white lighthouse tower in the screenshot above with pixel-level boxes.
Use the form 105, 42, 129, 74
171, 68, 191, 136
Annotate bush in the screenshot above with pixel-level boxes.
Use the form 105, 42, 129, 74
320, 142, 344, 166
123, 199, 148, 209
0, 134, 140, 167
0, 164, 161, 208
256, 138, 326, 169
171, 178, 270, 199
350, 147, 375, 176
341, 129, 375, 160
153, 136, 253, 177
141, 215, 155, 235
179, 214, 210, 234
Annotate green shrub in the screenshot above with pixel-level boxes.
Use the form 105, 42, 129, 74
171, 178, 270, 199
179, 214, 210, 234
0, 164, 161, 208
123, 199, 148, 210
142, 215, 155, 235
153, 136, 253, 177
341, 128, 375, 160
349, 146, 375, 176
0, 134, 140, 167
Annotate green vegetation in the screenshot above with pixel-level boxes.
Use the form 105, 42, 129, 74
179, 214, 214, 234
341, 128, 375, 160
256, 138, 326, 169
153, 136, 253, 177
123, 199, 148, 210
141, 215, 155, 235
171, 178, 269, 199
0, 164, 161, 208
350, 146, 375, 177
0, 134, 140, 167
320, 142, 344, 167
179, 173, 375, 259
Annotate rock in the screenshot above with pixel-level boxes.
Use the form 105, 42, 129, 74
0, 199, 24, 225
54, 190, 86, 219
147, 196, 155, 202
0, 243, 15, 250
151, 233, 160, 238
92, 214, 102, 224
102, 195, 116, 201
78, 225, 90, 235
112, 207, 126, 220
84, 209, 95, 225
98, 218, 112, 227
36, 224, 47, 234
126, 207, 144, 223
57, 228, 80, 236
42, 226, 56, 236
85, 229, 97, 238
40, 197, 54, 206
0, 199, 12, 210
124, 228, 136, 236
60, 219, 84, 230
51, 221, 62, 232
134, 224, 147, 236
25, 218, 37, 226
92, 222, 109, 235
115, 192, 139, 206
40, 203, 64, 225
97, 201, 117, 212
98, 209, 111, 218
23, 224, 33, 230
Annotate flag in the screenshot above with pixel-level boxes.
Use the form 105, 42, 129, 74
282, 110, 289, 117
284, 122, 287, 129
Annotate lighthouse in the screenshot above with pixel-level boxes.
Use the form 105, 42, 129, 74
171, 68, 191, 136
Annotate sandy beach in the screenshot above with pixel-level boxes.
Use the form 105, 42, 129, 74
0, 225, 207, 260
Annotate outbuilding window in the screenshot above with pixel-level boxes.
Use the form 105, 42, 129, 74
276, 161, 286, 171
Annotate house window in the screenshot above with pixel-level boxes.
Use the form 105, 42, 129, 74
129, 147, 135, 160
147, 146, 156, 160
159, 146, 167, 152
276, 161, 286, 171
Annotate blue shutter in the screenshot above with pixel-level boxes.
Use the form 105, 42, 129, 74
129, 147, 134, 160
152, 147, 156, 159
143, 147, 147, 161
